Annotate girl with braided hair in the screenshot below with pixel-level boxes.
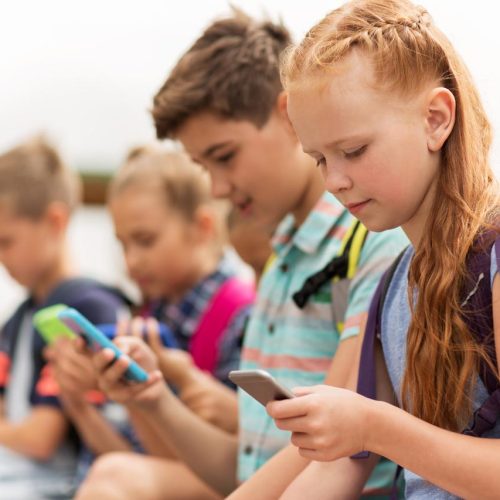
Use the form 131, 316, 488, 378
265, 0, 500, 498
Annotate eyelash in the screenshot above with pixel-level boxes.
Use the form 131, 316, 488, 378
344, 145, 367, 159
215, 151, 236, 164
315, 145, 367, 168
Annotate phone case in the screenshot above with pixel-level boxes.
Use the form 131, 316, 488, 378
57, 308, 149, 383
33, 304, 77, 344
228, 369, 294, 406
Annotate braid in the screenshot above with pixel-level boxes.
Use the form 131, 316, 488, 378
282, 0, 499, 432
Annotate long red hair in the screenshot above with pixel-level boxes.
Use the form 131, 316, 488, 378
281, 0, 499, 431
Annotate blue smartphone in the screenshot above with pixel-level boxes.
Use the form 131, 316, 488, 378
97, 323, 178, 348
57, 308, 149, 383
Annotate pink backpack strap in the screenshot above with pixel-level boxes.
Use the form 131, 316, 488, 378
189, 277, 255, 374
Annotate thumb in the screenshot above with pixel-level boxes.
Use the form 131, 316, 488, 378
292, 386, 318, 397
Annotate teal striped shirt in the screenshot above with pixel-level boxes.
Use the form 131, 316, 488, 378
237, 192, 408, 496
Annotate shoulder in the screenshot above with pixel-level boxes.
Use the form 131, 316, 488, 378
355, 228, 409, 280
57, 278, 129, 324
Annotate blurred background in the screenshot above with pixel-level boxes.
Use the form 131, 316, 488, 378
1, 0, 500, 322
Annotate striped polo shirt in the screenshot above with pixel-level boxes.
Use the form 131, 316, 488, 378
237, 191, 408, 495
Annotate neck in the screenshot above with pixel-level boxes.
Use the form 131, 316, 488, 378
291, 158, 325, 227
168, 248, 221, 304
402, 177, 439, 248
32, 243, 77, 304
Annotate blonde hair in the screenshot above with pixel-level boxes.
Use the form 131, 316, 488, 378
109, 145, 228, 246
282, 0, 500, 431
0, 136, 81, 218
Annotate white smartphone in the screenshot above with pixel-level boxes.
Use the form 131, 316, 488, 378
228, 369, 294, 406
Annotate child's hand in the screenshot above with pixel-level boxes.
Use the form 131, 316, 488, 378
120, 316, 196, 388
45, 338, 98, 397
266, 385, 372, 461
91, 336, 164, 409
179, 372, 239, 434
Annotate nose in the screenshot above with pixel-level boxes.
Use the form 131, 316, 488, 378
322, 161, 352, 195
124, 247, 141, 275
210, 172, 232, 199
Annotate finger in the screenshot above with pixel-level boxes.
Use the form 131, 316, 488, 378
266, 396, 309, 420
114, 336, 145, 356
130, 317, 146, 338
43, 346, 55, 362
93, 348, 118, 374
145, 317, 162, 352
274, 415, 311, 434
73, 336, 89, 354
115, 318, 130, 337
99, 354, 132, 386
291, 386, 321, 397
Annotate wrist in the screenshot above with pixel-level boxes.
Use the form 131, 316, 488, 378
127, 381, 174, 413
363, 399, 397, 455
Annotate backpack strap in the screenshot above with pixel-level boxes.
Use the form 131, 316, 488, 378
463, 235, 500, 437
292, 220, 369, 309
353, 248, 407, 460
189, 277, 255, 374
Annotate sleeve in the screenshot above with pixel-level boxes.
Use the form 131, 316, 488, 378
33, 363, 61, 407
0, 349, 10, 397
69, 287, 129, 325
340, 228, 409, 341
214, 304, 252, 388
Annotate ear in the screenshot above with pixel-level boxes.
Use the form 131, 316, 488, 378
425, 87, 456, 152
275, 91, 298, 140
43, 201, 70, 236
190, 205, 216, 244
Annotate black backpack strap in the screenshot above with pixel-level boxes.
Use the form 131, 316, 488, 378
353, 247, 407, 460
292, 220, 368, 309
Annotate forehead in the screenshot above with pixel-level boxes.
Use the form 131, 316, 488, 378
175, 112, 260, 157
287, 51, 418, 147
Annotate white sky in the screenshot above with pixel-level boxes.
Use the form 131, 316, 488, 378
1, 0, 499, 172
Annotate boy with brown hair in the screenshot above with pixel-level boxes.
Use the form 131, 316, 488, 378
78, 10, 407, 500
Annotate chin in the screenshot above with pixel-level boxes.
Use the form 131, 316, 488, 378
359, 216, 400, 233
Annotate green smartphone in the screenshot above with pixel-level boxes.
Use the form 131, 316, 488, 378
33, 304, 77, 344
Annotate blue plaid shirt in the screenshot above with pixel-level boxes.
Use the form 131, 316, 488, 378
161, 254, 251, 386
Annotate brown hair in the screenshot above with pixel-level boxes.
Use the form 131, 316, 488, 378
282, 0, 500, 431
0, 136, 81, 218
152, 8, 291, 139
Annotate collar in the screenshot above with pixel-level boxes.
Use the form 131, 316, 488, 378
272, 192, 346, 256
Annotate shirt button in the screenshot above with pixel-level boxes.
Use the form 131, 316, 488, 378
244, 445, 253, 455
280, 263, 289, 272
268, 323, 275, 334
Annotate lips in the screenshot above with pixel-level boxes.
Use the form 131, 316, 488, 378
234, 197, 253, 214
345, 199, 371, 215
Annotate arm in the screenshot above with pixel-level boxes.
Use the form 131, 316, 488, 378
129, 317, 239, 434
60, 395, 132, 455
273, 275, 500, 500
127, 406, 178, 458
93, 336, 239, 495
0, 406, 68, 460
277, 341, 388, 499
47, 338, 133, 456
228, 335, 360, 499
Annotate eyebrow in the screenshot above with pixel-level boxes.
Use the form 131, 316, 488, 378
201, 141, 234, 159
303, 134, 369, 154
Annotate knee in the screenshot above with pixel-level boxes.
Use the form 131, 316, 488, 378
77, 452, 135, 499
